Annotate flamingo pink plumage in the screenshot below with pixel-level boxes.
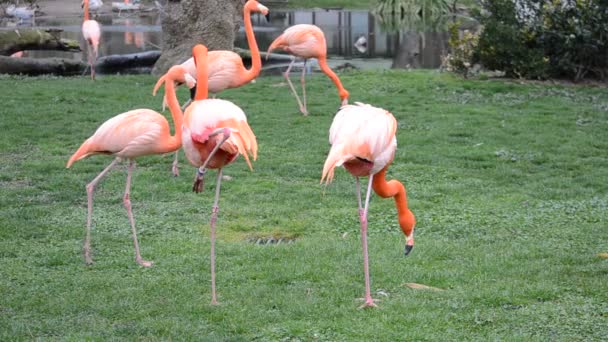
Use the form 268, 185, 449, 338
267, 24, 350, 115
165, 0, 267, 176
321, 102, 415, 308
66, 65, 195, 267
177, 0, 268, 96
182, 44, 257, 305
82, 0, 101, 80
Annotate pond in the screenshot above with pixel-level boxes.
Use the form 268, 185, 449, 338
0, 1, 477, 73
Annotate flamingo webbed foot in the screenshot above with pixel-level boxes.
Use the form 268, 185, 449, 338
193, 168, 206, 193
84, 248, 93, 266
357, 297, 379, 309
136, 258, 154, 268
404, 244, 414, 256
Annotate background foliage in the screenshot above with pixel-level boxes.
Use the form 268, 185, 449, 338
472, 0, 608, 81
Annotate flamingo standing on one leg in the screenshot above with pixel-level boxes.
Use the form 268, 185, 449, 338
321, 102, 416, 308
267, 24, 350, 115
161, 0, 268, 177
81, 0, 101, 80
66, 66, 195, 267
182, 44, 257, 305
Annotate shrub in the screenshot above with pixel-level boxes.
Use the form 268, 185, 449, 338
473, 0, 608, 81
443, 22, 480, 78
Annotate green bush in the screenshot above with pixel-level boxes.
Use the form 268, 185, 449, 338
473, 0, 608, 81
443, 22, 480, 78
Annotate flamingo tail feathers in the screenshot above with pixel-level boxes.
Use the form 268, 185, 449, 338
321, 144, 353, 184
231, 122, 258, 170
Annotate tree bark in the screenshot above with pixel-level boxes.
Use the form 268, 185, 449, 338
151, 0, 245, 76
0, 29, 81, 56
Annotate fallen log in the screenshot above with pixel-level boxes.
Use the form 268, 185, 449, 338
0, 29, 80, 56
0, 48, 304, 76
96, 50, 161, 73
0, 56, 84, 76
0, 51, 162, 76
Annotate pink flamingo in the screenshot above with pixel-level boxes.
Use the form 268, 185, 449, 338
321, 102, 416, 308
66, 66, 195, 267
182, 44, 257, 305
267, 24, 350, 115
178, 0, 269, 96
81, 0, 101, 80
164, 0, 267, 177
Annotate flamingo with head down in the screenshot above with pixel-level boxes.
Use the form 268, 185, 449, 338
321, 102, 416, 308
81, 0, 101, 80
267, 24, 350, 115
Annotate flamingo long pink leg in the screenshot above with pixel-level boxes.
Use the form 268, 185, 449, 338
172, 151, 180, 177
301, 59, 307, 115
356, 175, 377, 308
191, 128, 231, 304
123, 159, 153, 267
283, 57, 307, 115
84, 157, 120, 265
209, 168, 223, 305
88, 44, 96, 80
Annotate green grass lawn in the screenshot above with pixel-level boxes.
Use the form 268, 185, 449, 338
0, 70, 607, 340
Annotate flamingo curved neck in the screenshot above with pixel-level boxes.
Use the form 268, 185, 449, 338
195, 56, 208, 101
318, 56, 349, 102
241, 6, 261, 82
83, 0, 90, 21
371, 166, 415, 238
163, 80, 183, 152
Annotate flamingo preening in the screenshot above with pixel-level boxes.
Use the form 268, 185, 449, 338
165, 0, 268, 176
66, 66, 195, 267
182, 44, 257, 305
81, 0, 101, 80
321, 103, 415, 308
267, 24, 350, 115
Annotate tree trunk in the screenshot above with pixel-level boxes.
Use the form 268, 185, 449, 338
151, 0, 245, 76
0, 29, 80, 56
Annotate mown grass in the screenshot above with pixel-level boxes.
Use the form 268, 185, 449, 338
0, 70, 607, 340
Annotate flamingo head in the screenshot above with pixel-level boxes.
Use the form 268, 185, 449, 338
339, 89, 350, 107
245, 0, 269, 20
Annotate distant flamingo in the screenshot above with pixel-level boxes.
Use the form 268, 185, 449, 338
183, 44, 258, 305
321, 102, 415, 308
10, 51, 25, 58
66, 66, 195, 267
82, 0, 103, 13
167, 0, 268, 176
267, 24, 350, 115
81, 0, 101, 80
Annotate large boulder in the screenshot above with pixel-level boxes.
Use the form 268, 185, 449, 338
151, 0, 245, 75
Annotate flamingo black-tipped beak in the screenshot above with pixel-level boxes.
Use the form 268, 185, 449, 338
189, 85, 196, 100
265, 13, 270, 22
404, 244, 414, 256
